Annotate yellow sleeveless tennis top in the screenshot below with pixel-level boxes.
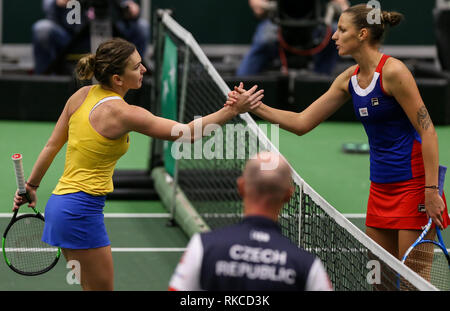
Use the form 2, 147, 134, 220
53, 85, 130, 196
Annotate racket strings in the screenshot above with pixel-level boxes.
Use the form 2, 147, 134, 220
4, 216, 58, 274
399, 243, 433, 290
429, 250, 450, 291
403, 242, 450, 291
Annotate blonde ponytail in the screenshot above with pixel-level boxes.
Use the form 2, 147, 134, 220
76, 53, 96, 80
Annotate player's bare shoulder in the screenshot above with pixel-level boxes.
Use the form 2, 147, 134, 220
381, 57, 412, 95
383, 57, 407, 75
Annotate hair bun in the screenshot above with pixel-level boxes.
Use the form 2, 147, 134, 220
76, 53, 96, 80
381, 10, 403, 27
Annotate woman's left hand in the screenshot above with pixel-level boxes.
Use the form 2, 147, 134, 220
225, 82, 264, 113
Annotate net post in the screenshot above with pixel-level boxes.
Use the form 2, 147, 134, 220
167, 159, 179, 227
168, 40, 191, 227
150, 9, 172, 171
152, 167, 210, 236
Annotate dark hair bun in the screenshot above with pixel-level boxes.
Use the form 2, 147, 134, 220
382, 11, 404, 27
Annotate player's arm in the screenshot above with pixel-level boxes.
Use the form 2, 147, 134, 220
168, 233, 203, 291
120, 105, 237, 142
118, 105, 185, 141
305, 258, 333, 291
239, 66, 353, 136
120, 86, 263, 142
382, 58, 444, 228
14, 91, 74, 209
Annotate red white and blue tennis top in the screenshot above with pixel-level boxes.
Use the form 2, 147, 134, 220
348, 54, 425, 183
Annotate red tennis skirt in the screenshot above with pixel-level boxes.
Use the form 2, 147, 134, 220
366, 175, 449, 230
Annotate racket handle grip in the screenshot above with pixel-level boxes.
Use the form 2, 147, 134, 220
12, 154, 27, 195
438, 165, 447, 197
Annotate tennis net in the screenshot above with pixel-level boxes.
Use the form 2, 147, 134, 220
150, 10, 437, 291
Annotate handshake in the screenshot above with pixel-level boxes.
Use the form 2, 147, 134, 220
225, 82, 264, 114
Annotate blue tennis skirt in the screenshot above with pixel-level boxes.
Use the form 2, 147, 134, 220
42, 191, 110, 249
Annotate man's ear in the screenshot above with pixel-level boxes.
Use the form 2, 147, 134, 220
283, 186, 294, 203
237, 176, 245, 198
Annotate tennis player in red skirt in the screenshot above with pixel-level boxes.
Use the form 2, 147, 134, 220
228, 4, 449, 264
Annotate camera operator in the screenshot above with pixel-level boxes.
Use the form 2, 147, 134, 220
32, 0, 150, 74
236, 0, 349, 76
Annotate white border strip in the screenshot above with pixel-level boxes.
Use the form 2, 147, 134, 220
343, 214, 366, 218
351, 72, 379, 97
111, 248, 185, 252
160, 11, 438, 291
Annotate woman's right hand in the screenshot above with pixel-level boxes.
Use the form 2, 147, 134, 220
13, 188, 37, 211
425, 189, 445, 230
225, 83, 264, 113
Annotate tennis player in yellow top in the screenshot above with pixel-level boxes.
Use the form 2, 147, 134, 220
13, 38, 264, 291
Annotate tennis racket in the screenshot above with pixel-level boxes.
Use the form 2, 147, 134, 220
400, 165, 450, 290
2, 154, 61, 276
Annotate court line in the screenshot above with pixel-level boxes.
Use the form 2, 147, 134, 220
0, 213, 30, 218
343, 213, 450, 219
4, 247, 186, 252
1, 213, 448, 219
104, 213, 171, 218
7, 247, 449, 253
0, 213, 171, 218
111, 248, 185, 252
